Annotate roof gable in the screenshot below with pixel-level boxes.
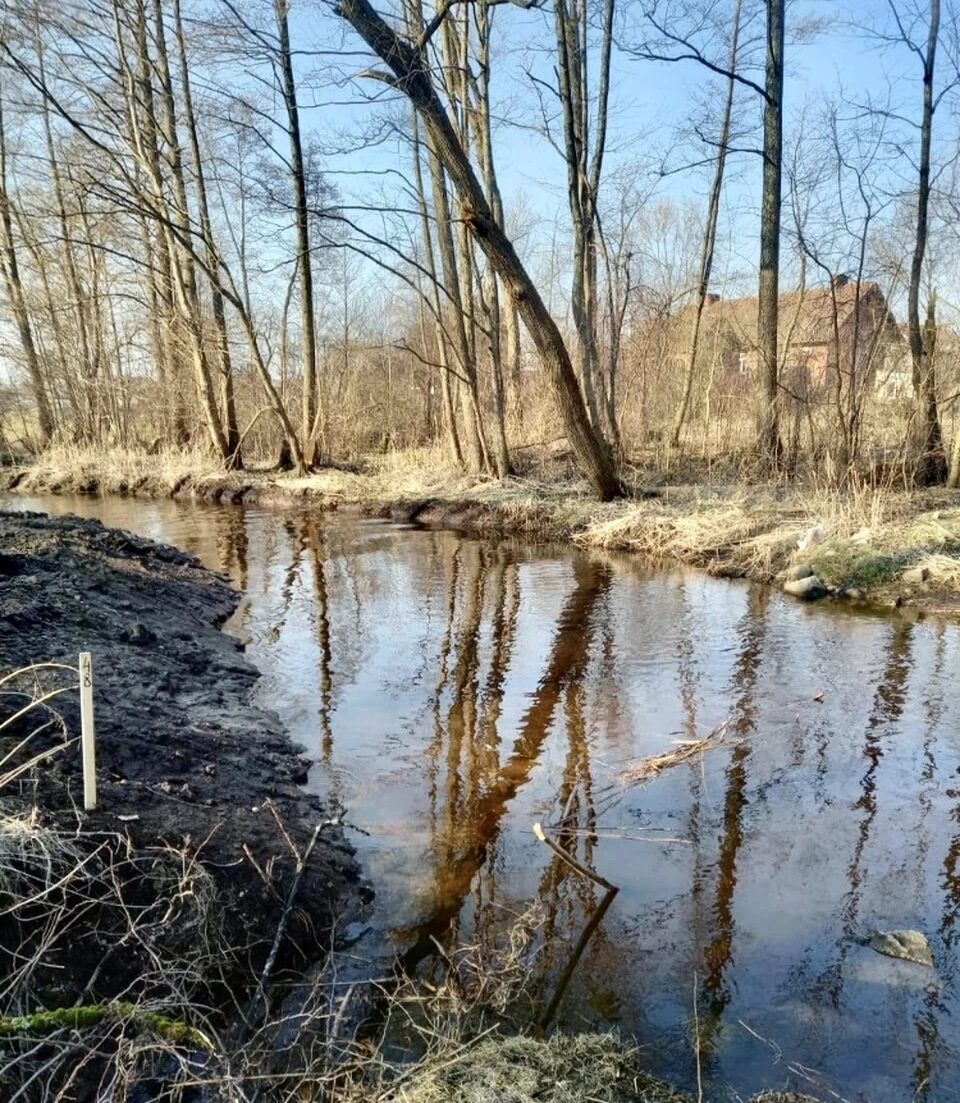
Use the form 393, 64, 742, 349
695, 281, 898, 349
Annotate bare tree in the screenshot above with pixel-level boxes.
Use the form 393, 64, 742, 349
273, 0, 322, 466
626, 0, 785, 465
786, 98, 898, 477
756, 0, 784, 467
172, 0, 242, 466
671, 0, 744, 449
896, 0, 950, 484
410, 110, 464, 465
0, 77, 55, 445
552, 0, 616, 442
333, 0, 623, 499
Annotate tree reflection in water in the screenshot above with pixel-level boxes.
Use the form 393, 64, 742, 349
14, 496, 960, 1101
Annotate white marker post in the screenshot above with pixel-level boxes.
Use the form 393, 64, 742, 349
79, 652, 97, 811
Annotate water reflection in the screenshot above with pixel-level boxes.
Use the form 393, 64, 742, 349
700, 585, 770, 1065
7, 494, 960, 1102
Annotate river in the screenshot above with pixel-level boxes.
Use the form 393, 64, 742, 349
7, 494, 960, 1102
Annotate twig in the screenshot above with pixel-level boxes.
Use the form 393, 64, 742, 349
532, 823, 616, 892
239, 818, 337, 1044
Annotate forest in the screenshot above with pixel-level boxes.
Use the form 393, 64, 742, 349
2, 0, 960, 499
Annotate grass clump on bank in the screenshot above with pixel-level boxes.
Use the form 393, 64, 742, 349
359, 1030, 821, 1103
383, 1032, 690, 1103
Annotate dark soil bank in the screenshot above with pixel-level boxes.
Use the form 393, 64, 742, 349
0, 509, 368, 994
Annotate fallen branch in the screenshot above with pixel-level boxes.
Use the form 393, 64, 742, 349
533, 821, 619, 1029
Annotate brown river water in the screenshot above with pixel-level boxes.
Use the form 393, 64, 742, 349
7, 495, 960, 1102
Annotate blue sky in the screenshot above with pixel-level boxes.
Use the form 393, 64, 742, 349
293, 0, 957, 320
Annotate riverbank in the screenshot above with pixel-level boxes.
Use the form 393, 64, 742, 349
0, 505, 861, 1101
7, 445, 960, 616
0, 509, 369, 1098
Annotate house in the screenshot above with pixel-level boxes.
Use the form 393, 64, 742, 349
876, 320, 960, 400
679, 276, 904, 400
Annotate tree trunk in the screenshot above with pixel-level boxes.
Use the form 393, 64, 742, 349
503, 298, 523, 426
671, 0, 741, 450
554, 0, 611, 436
38, 44, 97, 440
757, 0, 784, 468
123, 0, 191, 445
0, 82, 55, 446
147, 0, 229, 461
173, 0, 242, 468
411, 111, 463, 466
473, 1, 512, 476
275, 0, 320, 467
335, 0, 622, 499
909, 0, 948, 486
426, 141, 484, 472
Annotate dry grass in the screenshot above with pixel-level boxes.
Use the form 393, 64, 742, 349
617, 721, 733, 790
12, 443, 224, 497
578, 482, 960, 598
577, 489, 812, 578
377, 1032, 692, 1103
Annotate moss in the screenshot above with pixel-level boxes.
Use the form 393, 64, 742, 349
0, 1002, 212, 1051
806, 542, 906, 589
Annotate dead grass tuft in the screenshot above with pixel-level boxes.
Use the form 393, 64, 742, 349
618, 721, 732, 789
578, 492, 808, 579
380, 1032, 691, 1103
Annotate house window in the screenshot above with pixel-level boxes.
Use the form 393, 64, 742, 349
738, 352, 747, 375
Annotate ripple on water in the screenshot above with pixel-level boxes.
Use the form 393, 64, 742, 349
8, 492, 960, 1103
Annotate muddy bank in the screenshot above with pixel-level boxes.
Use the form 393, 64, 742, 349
0, 510, 368, 1009
7, 457, 960, 617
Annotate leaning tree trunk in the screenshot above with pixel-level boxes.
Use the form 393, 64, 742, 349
335, 0, 622, 500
